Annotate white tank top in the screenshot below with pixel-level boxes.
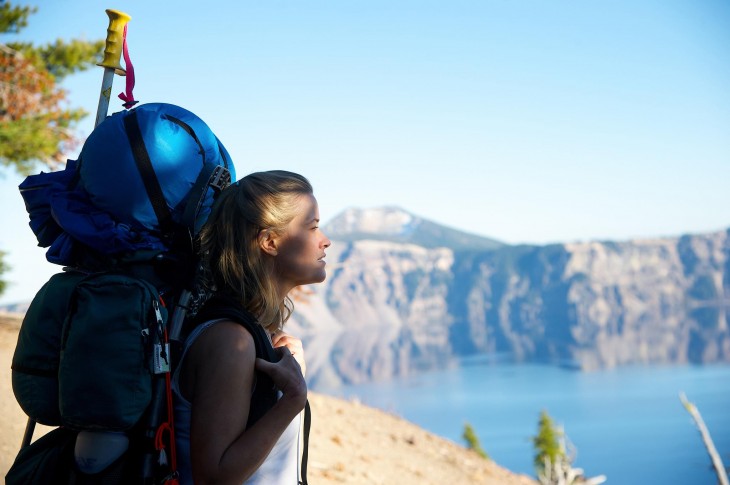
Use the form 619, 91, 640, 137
171, 319, 302, 485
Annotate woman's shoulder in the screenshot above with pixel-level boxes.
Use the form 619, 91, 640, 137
178, 319, 258, 402
189, 320, 257, 363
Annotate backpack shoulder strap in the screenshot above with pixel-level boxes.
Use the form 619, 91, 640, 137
299, 400, 311, 485
190, 295, 278, 426
192, 295, 277, 363
191, 295, 311, 485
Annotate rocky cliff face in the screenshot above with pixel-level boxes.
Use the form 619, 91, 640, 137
287, 208, 730, 389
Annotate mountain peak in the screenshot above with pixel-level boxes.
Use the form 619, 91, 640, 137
327, 206, 420, 237
324, 206, 504, 251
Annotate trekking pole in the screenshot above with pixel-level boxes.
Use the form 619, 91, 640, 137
19, 415, 36, 450
18, 9, 132, 452
95, 9, 131, 127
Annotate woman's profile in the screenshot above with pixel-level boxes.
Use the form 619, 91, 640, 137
172, 170, 331, 484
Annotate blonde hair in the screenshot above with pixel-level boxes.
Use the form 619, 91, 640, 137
198, 170, 313, 332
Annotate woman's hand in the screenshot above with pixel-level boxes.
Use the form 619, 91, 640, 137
271, 331, 306, 377
255, 346, 307, 412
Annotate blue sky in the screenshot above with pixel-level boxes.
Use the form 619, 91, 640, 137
1, 0, 729, 304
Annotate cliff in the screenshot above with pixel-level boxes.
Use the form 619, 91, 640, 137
288, 208, 730, 387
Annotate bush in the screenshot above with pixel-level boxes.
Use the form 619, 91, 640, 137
462, 422, 489, 460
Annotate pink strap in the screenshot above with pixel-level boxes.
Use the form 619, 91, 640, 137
118, 24, 138, 109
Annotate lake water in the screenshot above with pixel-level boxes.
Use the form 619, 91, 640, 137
321, 361, 730, 485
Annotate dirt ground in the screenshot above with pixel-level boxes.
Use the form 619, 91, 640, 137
0, 314, 536, 484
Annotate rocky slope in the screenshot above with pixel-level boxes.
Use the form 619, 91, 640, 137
0, 315, 536, 485
288, 208, 730, 387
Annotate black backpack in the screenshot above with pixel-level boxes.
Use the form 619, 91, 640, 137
7, 288, 312, 485
8, 103, 233, 485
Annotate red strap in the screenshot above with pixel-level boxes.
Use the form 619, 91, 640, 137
118, 24, 138, 109
154, 326, 178, 484
165, 368, 178, 469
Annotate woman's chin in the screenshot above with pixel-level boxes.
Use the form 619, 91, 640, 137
313, 267, 328, 283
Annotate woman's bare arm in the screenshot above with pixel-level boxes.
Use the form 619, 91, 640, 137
183, 321, 307, 485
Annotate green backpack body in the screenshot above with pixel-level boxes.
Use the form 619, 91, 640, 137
7, 266, 177, 485
12, 270, 167, 430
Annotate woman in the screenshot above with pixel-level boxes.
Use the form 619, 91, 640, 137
172, 170, 331, 484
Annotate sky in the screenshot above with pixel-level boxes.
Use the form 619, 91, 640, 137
1, 0, 729, 305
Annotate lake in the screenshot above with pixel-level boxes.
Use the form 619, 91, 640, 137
321, 360, 730, 485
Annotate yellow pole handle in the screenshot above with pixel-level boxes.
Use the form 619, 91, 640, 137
96, 9, 131, 76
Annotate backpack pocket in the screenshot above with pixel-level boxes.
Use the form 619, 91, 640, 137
12, 271, 88, 426
59, 273, 163, 431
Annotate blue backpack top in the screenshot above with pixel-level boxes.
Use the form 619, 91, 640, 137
20, 103, 235, 265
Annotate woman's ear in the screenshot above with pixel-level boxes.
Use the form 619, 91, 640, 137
259, 229, 278, 256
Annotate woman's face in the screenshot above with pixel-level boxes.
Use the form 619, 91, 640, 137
273, 193, 331, 291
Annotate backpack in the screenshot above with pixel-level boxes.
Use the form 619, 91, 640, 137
8, 103, 235, 485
